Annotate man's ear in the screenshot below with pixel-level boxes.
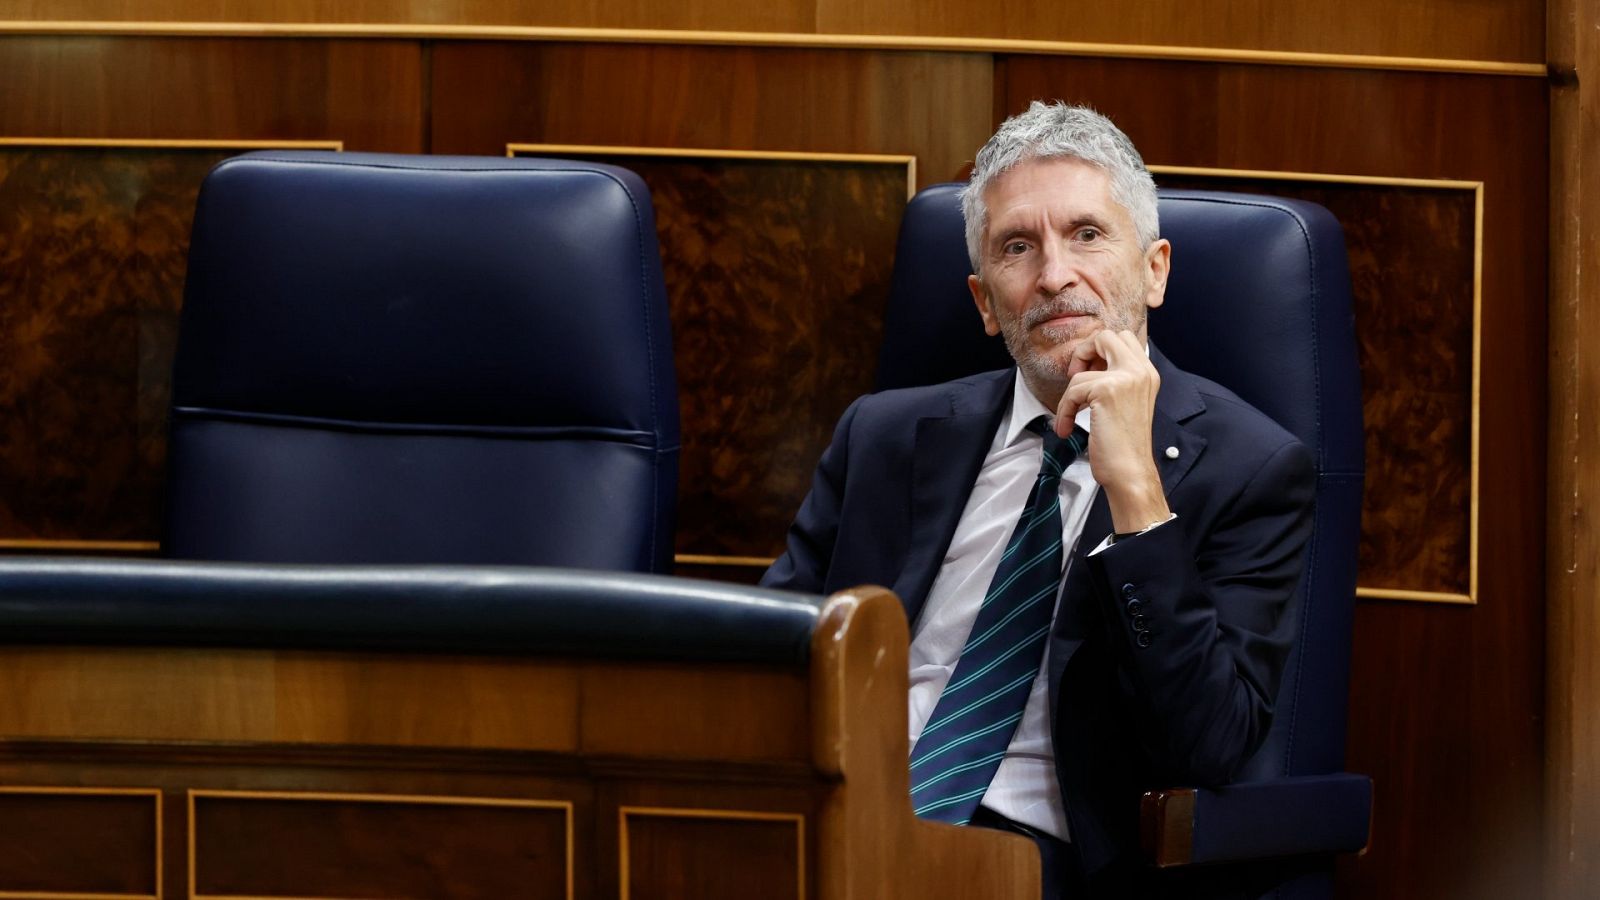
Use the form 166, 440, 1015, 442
1143, 238, 1171, 311
968, 273, 1001, 336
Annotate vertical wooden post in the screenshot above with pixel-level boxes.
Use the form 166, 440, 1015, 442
1547, 0, 1600, 896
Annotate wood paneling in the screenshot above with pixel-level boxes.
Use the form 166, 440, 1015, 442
0, 789, 159, 896
191, 792, 569, 899
0, 146, 222, 543
1154, 172, 1477, 599
622, 810, 803, 900
582, 664, 811, 762
1546, 0, 1600, 894
429, 42, 993, 190
508, 149, 905, 561
0, 0, 1544, 65
998, 56, 1547, 900
0, 647, 581, 750
0, 37, 422, 149
818, 0, 1543, 65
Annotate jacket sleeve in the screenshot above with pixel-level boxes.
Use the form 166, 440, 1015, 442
1086, 437, 1316, 785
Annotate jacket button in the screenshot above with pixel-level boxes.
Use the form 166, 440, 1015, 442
1135, 631, 1154, 649
1132, 615, 1150, 632
1125, 599, 1144, 617
1121, 583, 1137, 598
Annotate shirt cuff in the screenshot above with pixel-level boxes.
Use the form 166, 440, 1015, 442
1086, 512, 1178, 556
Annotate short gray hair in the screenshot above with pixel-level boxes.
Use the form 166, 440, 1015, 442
961, 101, 1159, 274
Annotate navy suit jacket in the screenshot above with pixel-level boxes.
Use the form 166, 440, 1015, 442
761, 346, 1316, 873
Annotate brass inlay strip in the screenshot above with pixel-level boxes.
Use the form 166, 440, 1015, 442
0, 539, 160, 552
675, 554, 778, 568
0, 21, 1548, 77
510, 142, 918, 200
1151, 164, 1485, 605
186, 789, 573, 900
0, 786, 162, 900
618, 805, 806, 900
0, 138, 342, 150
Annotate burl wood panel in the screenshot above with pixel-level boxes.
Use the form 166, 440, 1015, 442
997, 57, 1546, 900
510, 148, 904, 561
192, 793, 569, 899
1155, 174, 1476, 597
0, 146, 226, 542
0, 790, 158, 895
623, 812, 802, 900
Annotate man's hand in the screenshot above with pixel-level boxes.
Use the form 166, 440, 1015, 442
1056, 330, 1171, 534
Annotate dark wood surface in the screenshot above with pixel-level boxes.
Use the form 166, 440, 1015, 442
0, 36, 423, 148
428, 42, 994, 191
193, 794, 569, 898
0, 146, 223, 542
0, 791, 158, 894
1546, 0, 1600, 895
624, 812, 803, 900
0, 0, 1546, 64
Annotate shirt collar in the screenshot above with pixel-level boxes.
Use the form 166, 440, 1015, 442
1000, 369, 1093, 449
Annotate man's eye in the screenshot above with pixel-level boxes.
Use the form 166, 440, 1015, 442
1076, 228, 1101, 242
1004, 241, 1029, 255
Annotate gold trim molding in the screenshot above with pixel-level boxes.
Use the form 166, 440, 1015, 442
185, 789, 574, 900
1151, 164, 1484, 606
0, 21, 1548, 77
0, 786, 163, 900
618, 805, 806, 900
508, 142, 918, 200
0, 138, 343, 150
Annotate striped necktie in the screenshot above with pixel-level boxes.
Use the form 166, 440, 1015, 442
909, 416, 1088, 824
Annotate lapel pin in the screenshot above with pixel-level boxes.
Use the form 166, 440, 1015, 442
1165, 446, 1180, 459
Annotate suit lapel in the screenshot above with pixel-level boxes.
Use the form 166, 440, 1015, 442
894, 370, 1013, 626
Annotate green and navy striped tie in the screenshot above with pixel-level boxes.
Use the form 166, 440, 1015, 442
909, 416, 1087, 824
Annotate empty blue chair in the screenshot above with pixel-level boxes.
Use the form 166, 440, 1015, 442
165, 152, 679, 572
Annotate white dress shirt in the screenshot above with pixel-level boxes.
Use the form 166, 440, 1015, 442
906, 371, 1099, 841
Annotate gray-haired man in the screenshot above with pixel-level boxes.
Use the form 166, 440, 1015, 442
764, 102, 1315, 898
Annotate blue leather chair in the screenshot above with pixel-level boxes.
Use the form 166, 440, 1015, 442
164, 152, 679, 573
877, 184, 1370, 897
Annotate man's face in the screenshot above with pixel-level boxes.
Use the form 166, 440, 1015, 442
967, 156, 1169, 398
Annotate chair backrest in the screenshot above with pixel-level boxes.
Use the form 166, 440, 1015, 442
876, 183, 1364, 781
165, 152, 680, 573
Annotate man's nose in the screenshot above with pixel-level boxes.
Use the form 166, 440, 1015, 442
1037, 243, 1079, 294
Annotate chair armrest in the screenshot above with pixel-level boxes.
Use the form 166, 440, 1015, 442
1140, 773, 1372, 867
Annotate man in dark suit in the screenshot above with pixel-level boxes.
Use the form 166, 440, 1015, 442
761, 102, 1315, 898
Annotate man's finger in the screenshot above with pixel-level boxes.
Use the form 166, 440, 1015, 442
1066, 336, 1108, 381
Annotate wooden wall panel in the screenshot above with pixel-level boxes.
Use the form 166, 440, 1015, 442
0, 37, 422, 149
0, 146, 227, 543
0, 789, 159, 896
622, 809, 804, 900
429, 42, 993, 190
0, 0, 1543, 65
998, 57, 1547, 900
506, 149, 905, 563
818, 0, 1543, 65
191, 792, 570, 899
1153, 172, 1477, 599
